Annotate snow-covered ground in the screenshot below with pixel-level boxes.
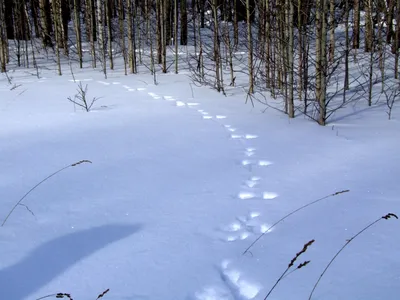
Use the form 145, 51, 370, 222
1, 61, 399, 300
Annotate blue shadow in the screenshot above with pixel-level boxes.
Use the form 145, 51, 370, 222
1, 223, 142, 299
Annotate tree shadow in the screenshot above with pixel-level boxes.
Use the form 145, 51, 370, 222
0, 223, 142, 299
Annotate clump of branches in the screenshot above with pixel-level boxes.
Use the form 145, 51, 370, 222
382, 79, 400, 120
67, 82, 100, 112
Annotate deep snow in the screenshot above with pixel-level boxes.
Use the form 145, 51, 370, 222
1, 62, 399, 300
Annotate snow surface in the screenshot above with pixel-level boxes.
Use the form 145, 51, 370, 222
1, 63, 400, 300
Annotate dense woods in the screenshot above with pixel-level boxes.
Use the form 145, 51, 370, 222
1, 0, 400, 125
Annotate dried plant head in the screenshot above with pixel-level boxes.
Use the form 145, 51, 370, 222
71, 160, 92, 167
289, 239, 315, 268
382, 213, 398, 220
55, 293, 73, 299
96, 289, 110, 299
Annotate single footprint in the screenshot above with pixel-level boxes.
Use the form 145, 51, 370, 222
240, 159, 273, 168
137, 87, 146, 91
216, 115, 227, 119
176, 101, 186, 107
192, 260, 261, 300
163, 96, 175, 101
187, 102, 200, 106
244, 148, 256, 157
243, 176, 261, 188
193, 286, 232, 300
237, 191, 278, 200
203, 116, 213, 119
97, 81, 110, 85
262, 192, 278, 200
244, 134, 258, 139
219, 260, 261, 299
218, 213, 274, 243
112, 82, 121, 85
148, 92, 161, 99
230, 134, 257, 139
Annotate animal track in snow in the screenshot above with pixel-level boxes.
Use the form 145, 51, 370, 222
176, 101, 186, 107
193, 261, 262, 300
216, 115, 227, 119
122, 85, 130, 89
244, 148, 256, 157
237, 191, 278, 200
224, 125, 237, 132
230, 134, 258, 140
112, 82, 121, 85
148, 92, 161, 99
218, 212, 274, 243
97, 81, 110, 85
203, 116, 213, 119
187, 102, 200, 106
243, 176, 261, 188
137, 87, 146, 91
163, 95, 175, 101
262, 192, 278, 200
241, 159, 272, 167
219, 261, 261, 299
68, 78, 93, 83
244, 134, 258, 139
194, 286, 231, 300
237, 192, 257, 200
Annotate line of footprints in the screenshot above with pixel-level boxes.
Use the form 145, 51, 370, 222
136, 88, 276, 299
92, 81, 278, 299
124, 85, 279, 244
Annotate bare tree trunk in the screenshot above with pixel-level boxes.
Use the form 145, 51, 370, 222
119, 0, 127, 75
74, 0, 83, 68
161, 0, 167, 72
180, 0, 187, 45
233, 0, 238, 48
344, 0, 349, 92
353, 0, 360, 49
394, 0, 400, 77
0, 0, 7, 72
212, 0, 222, 92
106, 0, 114, 70
329, 0, 335, 62
88, 0, 97, 68
39, 0, 53, 47
174, 0, 178, 73
127, 0, 136, 73
60, 0, 69, 55
287, 0, 294, 117
365, 0, 373, 52
246, 0, 254, 93
265, 0, 271, 88
52, 0, 62, 75
166, 0, 171, 45
316, 0, 327, 125
156, 0, 162, 63
386, 0, 395, 44
97, 0, 107, 77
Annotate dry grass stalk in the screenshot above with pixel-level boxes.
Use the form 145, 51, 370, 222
2, 160, 92, 226
308, 212, 398, 300
264, 240, 315, 299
